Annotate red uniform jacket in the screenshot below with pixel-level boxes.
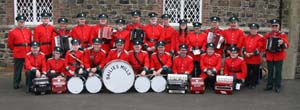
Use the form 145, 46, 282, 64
143, 24, 163, 48
111, 30, 131, 51
65, 50, 84, 76
200, 53, 222, 79
242, 34, 264, 64
106, 49, 129, 63
46, 58, 67, 75
172, 55, 194, 74
125, 23, 144, 31
33, 24, 55, 55
150, 52, 172, 70
83, 48, 107, 69
69, 24, 92, 48
159, 25, 177, 52
186, 32, 207, 62
204, 28, 225, 55
173, 31, 189, 53
223, 28, 244, 49
264, 31, 289, 61
223, 57, 247, 80
128, 50, 150, 74
90, 25, 113, 52
7, 27, 32, 58
25, 52, 47, 73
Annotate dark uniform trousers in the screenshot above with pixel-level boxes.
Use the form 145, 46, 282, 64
13, 58, 25, 87
266, 60, 283, 89
191, 61, 200, 77
245, 64, 260, 87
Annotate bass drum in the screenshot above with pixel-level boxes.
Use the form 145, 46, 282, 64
67, 76, 85, 94
134, 76, 151, 93
85, 75, 102, 93
151, 75, 167, 93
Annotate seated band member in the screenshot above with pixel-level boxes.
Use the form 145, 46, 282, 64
150, 41, 172, 76
172, 44, 194, 75
46, 47, 67, 79
128, 41, 150, 75
223, 46, 247, 90
200, 43, 222, 89
25, 42, 47, 92
65, 39, 87, 79
83, 38, 107, 77
106, 38, 129, 62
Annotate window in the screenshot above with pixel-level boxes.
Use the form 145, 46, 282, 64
14, 0, 53, 25
163, 0, 203, 26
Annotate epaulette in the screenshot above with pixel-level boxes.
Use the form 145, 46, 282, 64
39, 52, 45, 55
101, 49, 107, 54
26, 52, 32, 55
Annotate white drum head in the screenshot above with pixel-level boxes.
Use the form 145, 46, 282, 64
151, 76, 167, 92
134, 76, 151, 93
85, 76, 102, 93
67, 77, 84, 94
102, 60, 135, 93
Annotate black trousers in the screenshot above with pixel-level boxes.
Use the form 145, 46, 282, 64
267, 60, 283, 89
25, 70, 37, 90
245, 64, 260, 86
205, 75, 216, 89
13, 58, 25, 87
191, 61, 200, 77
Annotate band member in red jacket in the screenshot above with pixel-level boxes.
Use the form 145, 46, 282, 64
264, 19, 289, 93
111, 19, 130, 51
106, 38, 129, 62
172, 44, 194, 75
90, 13, 113, 52
223, 17, 244, 56
144, 12, 163, 54
83, 38, 107, 77
150, 41, 172, 76
174, 19, 189, 53
223, 46, 247, 90
204, 16, 225, 56
46, 47, 67, 79
159, 14, 176, 54
65, 39, 87, 79
25, 42, 47, 92
187, 22, 207, 77
52, 17, 70, 56
200, 43, 222, 89
8, 15, 32, 89
126, 10, 144, 31
69, 13, 92, 48
128, 41, 150, 75
242, 23, 264, 89
33, 12, 55, 59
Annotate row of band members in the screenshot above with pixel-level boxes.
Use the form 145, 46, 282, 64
8, 10, 289, 93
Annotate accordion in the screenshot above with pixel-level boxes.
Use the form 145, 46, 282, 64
32, 77, 51, 95
98, 26, 113, 40
54, 36, 72, 53
51, 77, 67, 94
207, 32, 224, 49
190, 78, 205, 94
266, 37, 281, 52
130, 29, 145, 42
215, 75, 233, 95
167, 74, 188, 94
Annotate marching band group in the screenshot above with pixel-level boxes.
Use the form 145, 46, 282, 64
7, 10, 289, 94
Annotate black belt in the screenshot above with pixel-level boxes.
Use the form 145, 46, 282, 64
14, 43, 30, 47
40, 42, 51, 45
68, 62, 80, 66
229, 70, 241, 72
83, 41, 89, 44
165, 40, 171, 44
225, 44, 237, 47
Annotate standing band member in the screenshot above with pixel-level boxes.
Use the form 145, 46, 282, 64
111, 19, 130, 51
128, 41, 150, 75
159, 14, 176, 54
223, 17, 244, 56
70, 13, 92, 48
174, 19, 189, 53
144, 12, 163, 55
150, 41, 172, 76
46, 47, 67, 79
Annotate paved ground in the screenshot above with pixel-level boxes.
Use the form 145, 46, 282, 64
0, 71, 299, 110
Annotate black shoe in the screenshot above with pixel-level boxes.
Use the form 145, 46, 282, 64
264, 87, 273, 91
13, 84, 20, 89
275, 88, 281, 93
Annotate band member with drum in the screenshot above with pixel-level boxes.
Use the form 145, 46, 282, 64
174, 19, 189, 54
264, 19, 289, 93
8, 15, 32, 89
223, 17, 244, 56
83, 38, 107, 77
187, 22, 207, 77
90, 13, 113, 52
159, 14, 176, 55
25, 42, 47, 92
126, 10, 144, 31
172, 44, 194, 75
150, 41, 172, 76
204, 16, 225, 56
65, 39, 87, 79
33, 12, 55, 59
128, 41, 150, 75
111, 19, 130, 51
242, 23, 264, 89
223, 46, 247, 91
69, 13, 92, 48
46, 47, 67, 79
144, 12, 163, 55
106, 38, 129, 62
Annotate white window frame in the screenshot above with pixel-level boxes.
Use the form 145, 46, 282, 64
163, 0, 203, 26
14, 0, 53, 25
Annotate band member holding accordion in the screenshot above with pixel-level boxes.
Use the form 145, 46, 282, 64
8, 15, 32, 89
126, 10, 145, 50
25, 42, 47, 92
69, 13, 92, 48
52, 17, 70, 57
150, 41, 172, 76
172, 44, 194, 76
159, 14, 176, 54
106, 38, 129, 62
187, 22, 207, 77
223, 17, 244, 56
46, 47, 67, 79
128, 41, 150, 75
83, 38, 107, 77
223, 46, 247, 91
242, 23, 264, 89
200, 43, 222, 89
111, 19, 131, 51
264, 19, 289, 93
33, 12, 55, 59
174, 19, 189, 53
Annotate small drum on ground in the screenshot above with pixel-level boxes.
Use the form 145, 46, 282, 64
51, 77, 67, 94
167, 74, 188, 94
215, 75, 234, 95
85, 75, 102, 93
67, 76, 85, 94
134, 76, 151, 93
190, 78, 205, 94
151, 75, 167, 93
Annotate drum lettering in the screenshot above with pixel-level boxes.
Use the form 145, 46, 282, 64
120, 65, 131, 76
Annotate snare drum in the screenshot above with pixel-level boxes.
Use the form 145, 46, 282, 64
151, 75, 167, 93
134, 76, 151, 93
67, 76, 85, 94
85, 76, 102, 93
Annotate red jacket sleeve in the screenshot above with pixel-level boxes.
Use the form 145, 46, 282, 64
186, 56, 194, 74
41, 55, 47, 73
25, 55, 32, 71
7, 30, 14, 50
